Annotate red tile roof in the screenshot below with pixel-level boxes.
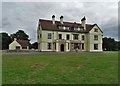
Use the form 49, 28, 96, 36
17, 40, 29, 47
39, 19, 100, 33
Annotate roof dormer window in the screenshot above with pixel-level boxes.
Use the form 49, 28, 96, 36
63, 26, 66, 30
78, 28, 80, 31
65, 27, 69, 30
74, 27, 78, 31
59, 26, 63, 30
80, 28, 84, 31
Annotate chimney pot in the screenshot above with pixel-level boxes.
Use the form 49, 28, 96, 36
52, 15, 55, 24
81, 16, 86, 21
52, 15, 55, 18
60, 16, 64, 19
60, 16, 64, 24
81, 16, 86, 30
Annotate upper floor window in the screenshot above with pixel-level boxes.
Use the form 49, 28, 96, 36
94, 28, 98, 32
59, 34, 62, 39
94, 44, 98, 50
94, 35, 98, 40
66, 34, 70, 40
48, 33, 52, 39
82, 35, 85, 40
73, 34, 78, 40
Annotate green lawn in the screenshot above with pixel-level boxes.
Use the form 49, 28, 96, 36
2, 53, 118, 84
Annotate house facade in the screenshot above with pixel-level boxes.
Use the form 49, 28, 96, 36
37, 15, 103, 52
9, 38, 29, 50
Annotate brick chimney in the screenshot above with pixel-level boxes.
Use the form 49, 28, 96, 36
52, 15, 55, 24
81, 16, 86, 30
14, 38, 17, 41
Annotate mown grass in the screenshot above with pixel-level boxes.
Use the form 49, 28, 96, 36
2, 53, 118, 84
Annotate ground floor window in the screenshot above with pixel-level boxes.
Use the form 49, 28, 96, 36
82, 43, 84, 50
16, 46, 20, 50
94, 44, 98, 50
48, 43, 51, 49
74, 43, 79, 49
54, 43, 56, 50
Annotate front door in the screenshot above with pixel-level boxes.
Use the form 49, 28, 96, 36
60, 44, 64, 52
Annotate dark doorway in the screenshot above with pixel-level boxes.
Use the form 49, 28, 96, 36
60, 44, 64, 52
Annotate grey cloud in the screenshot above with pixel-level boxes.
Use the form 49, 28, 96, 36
0, 2, 2, 30
2, 2, 118, 43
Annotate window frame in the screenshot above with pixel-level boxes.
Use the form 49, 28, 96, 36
82, 35, 85, 40
48, 43, 52, 49
66, 34, 70, 40
94, 28, 98, 32
94, 35, 98, 40
74, 43, 79, 49
48, 33, 52, 39
94, 44, 98, 50
59, 34, 62, 39
73, 34, 79, 40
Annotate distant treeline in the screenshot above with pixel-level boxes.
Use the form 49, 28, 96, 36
0, 30, 119, 51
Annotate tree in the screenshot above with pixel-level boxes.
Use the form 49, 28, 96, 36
31, 42, 38, 49
10, 30, 29, 40
103, 37, 118, 51
0, 32, 12, 50
117, 41, 120, 51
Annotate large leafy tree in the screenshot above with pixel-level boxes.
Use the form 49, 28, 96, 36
0, 32, 12, 50
10, 30, 29, 40
118, 41, 120, 50
31, 42, 38, 49
103, 37, 118, 51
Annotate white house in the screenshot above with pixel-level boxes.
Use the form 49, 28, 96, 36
37, 15, 103, 52
9, 38, 29, 50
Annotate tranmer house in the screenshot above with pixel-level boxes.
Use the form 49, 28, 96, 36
37, 15, 103, 52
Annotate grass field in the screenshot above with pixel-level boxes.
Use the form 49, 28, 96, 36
2, 53, 118, 84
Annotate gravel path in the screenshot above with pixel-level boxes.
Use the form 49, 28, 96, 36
1, 51, 118, 56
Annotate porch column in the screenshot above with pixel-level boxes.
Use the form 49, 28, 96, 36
80, 43, 82, 51
70, 43, 72, 51
56, 43, 59, 52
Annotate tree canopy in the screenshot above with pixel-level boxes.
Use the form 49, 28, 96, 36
102, 37, 119, 51
0, 33, 12, 50
10, 30, 29, 40
31, 42, 38, 49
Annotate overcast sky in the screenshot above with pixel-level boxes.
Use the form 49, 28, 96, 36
1, 1, 118, 43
